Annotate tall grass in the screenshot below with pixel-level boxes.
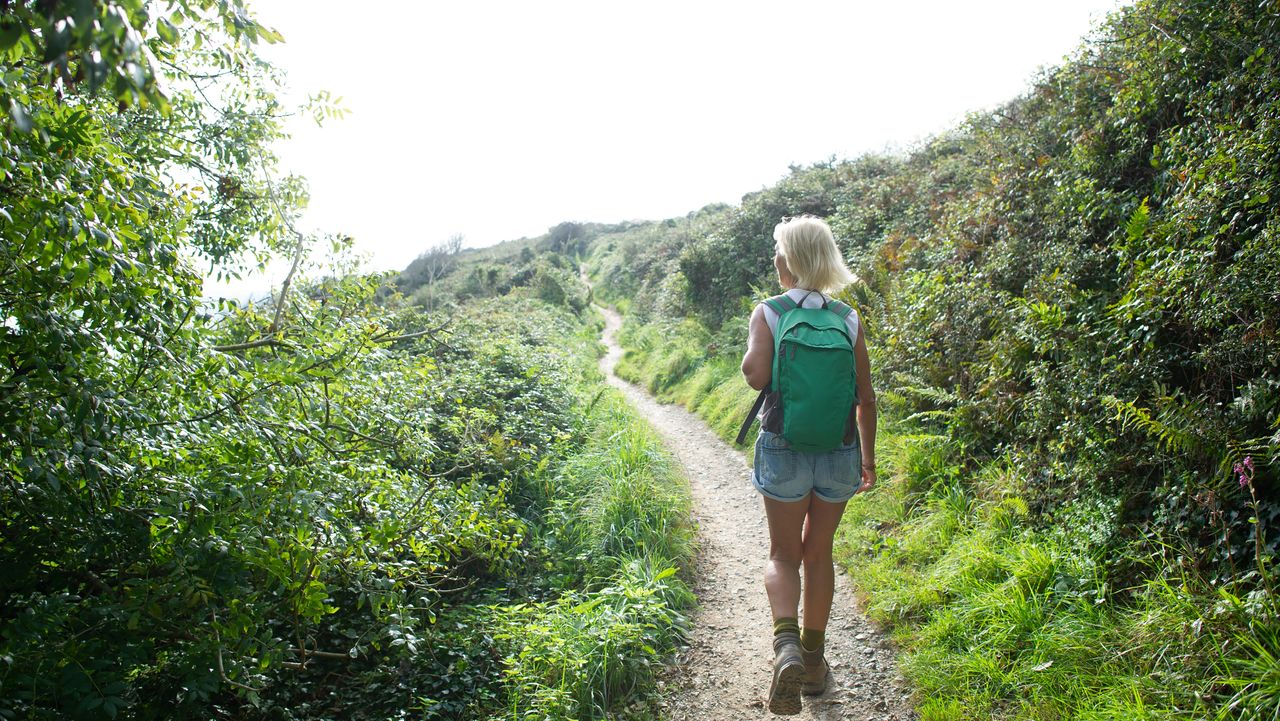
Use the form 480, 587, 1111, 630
489, 389, 695, 721
614, 317, 757, 447
838, 418, 1280, 720
496, 560, 692, 720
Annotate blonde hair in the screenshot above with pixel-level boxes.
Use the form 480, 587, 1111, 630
773, 216, 855, 294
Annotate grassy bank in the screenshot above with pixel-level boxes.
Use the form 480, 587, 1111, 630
608, 312, 1279, 721
613, 316, 756, 447
487, 386, 696, 721
838, 425, 1278, 720
405, 307, 698, 721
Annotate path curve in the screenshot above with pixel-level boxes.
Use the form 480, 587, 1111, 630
597, 305, 916, 720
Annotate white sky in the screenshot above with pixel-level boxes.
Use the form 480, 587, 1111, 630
234, 0, 1124, 284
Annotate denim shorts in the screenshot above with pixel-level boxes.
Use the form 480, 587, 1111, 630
751, 430, 863, 503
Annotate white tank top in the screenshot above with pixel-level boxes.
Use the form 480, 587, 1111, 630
759, 288, 860, 342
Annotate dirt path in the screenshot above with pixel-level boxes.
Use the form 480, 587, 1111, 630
597, 305, 916, 720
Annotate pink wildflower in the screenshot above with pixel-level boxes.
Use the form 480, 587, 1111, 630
1235, 456, 1255, 488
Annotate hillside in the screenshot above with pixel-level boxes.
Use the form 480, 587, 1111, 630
573, 0, 1278, 718
0, 5, 693, 720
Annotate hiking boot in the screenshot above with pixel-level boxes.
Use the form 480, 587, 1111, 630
801, 647, 829, 695
768, 631, 804, 715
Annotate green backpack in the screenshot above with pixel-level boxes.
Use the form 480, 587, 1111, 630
736, 294, 857, 453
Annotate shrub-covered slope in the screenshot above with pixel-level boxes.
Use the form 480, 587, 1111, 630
0, 5, 694, 719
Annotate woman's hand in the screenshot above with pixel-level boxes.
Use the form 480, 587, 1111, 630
859, 465, 877, 492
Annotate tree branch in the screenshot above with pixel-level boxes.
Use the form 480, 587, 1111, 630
260, 151, 308, 336
288, 647, 354, 661
372, 317, 453, 344
211, 610, 266, 692
212, 337, 288, 352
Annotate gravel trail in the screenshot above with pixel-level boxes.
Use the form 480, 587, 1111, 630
597, 305, 917, 721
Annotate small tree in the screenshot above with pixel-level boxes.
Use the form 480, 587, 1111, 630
547, 222, 584, 256
406, 234, 464, 311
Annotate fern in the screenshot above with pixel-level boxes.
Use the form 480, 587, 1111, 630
1106, 385, 1279, 484
898, 384, 960, 406
1125, 196, 1151, 244
906, 409, 959, 425
1222, 433, 1278, 481
1102, 388, 1221, 460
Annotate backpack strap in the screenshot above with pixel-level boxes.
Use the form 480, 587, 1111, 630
735, 388, 769, 445
763, 295, 798, 315
827, 300, 854, 319
741, 294, 796, 444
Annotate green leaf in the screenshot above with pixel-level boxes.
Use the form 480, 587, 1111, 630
8, 101, 31, 133
1244, 192, 1269, 209
71, 263, 91, 289
0, 21, 24, 52
157, 18, 180, 44
41, 21, 71, 62
257, 25, 285, 44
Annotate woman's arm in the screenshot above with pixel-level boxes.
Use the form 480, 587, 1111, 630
853, 323, 877, 490
741, 305, 773, 391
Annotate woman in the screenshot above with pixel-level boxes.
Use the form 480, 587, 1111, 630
740, 216, 877, 715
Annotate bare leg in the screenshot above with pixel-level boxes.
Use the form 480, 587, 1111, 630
763, 494, 812, 620
800, 497, 847, 631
